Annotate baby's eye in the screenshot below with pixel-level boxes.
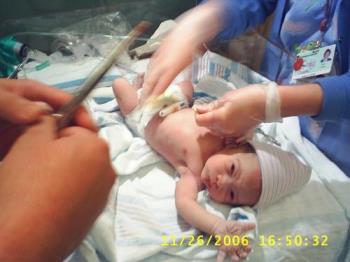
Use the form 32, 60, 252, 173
230, 163, 235, 174
230, 190, 235, 201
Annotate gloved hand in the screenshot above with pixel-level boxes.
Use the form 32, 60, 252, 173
194, 85, 266, 138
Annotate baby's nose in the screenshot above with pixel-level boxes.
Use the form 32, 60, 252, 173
216, 174, 228, 189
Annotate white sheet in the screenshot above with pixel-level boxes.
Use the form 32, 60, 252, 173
74, 89, 350, 262
59, 52, 350, 262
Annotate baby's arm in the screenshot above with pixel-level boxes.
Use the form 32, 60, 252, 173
175, 166, 224, 234
176, 167, 255, 261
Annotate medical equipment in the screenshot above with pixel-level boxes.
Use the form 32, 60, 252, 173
159, 101, 188, 117
255, 127, 281, 147
7, 56, 29, 79
0, 37, 29, 78
53, 21, 150, 129
0, 37, 28, 63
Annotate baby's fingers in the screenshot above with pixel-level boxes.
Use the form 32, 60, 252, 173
230, 253, 240, 262
236, 245, 252, 260
216, 250, 226, 262
237, 221, 256, 233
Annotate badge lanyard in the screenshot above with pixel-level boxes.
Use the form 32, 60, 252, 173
291, 0, 334, 54
319, 0, 333, 44
291, 0, 336, 75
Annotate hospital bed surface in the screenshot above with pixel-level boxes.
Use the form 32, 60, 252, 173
26, 53, 350, 262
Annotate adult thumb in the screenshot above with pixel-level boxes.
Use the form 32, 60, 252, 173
195, 110, 216, 127
21, 116, 57, 143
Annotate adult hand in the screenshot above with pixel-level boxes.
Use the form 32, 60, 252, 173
194, 85, 266, 138
212, 219, 255, 262
0, 116, 115, 261
142, 1, 225, 101
0, 79, 97, 159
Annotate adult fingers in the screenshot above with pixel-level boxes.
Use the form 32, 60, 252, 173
141, 57, 163, 100
2, 79, 71, 109
20, 116, 57, 143
2, 79, 97, 130
73, 107, 98, 132
142, 67, 168, 101
150, 52, 193, 97
142, 46, 193, 100
0, 88, 53, 124
195, 105, 223, 128
150, 65, 181, 96
17, 79, 97, 131
193, 99, 224, 114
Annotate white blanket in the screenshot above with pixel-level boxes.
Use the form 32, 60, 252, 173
72, 93, 350, 262
65, 52, 350, 262
82, 89, 257, 262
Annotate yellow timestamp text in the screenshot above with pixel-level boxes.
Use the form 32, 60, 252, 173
259, 234, 329, 247
161, 234, 250, 247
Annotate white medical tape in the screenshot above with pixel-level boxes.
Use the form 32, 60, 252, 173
264, 82, 282, 123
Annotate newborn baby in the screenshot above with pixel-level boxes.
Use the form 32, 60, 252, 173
113, 77, 311, 259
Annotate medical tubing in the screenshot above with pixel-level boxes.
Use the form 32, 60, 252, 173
264, 82, 282, 123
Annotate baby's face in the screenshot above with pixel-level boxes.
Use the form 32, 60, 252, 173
200, 147, 261, 206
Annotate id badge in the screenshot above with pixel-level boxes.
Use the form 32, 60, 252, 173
292, 44, 336, 81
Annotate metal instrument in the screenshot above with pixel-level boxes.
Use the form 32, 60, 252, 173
256, 127, 281, 147
53, 21, 150, 129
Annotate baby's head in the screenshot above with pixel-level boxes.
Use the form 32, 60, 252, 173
201, 141, 311, 208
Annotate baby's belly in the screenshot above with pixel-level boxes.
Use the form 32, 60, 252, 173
145, 110, 192, 165
145, 109, 223, 173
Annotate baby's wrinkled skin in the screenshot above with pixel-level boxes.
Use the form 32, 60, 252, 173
146, 108, 261, 206
114, 78, 261, 206
114, 78, 259, 260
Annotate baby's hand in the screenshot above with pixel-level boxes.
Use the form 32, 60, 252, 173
212, 220, 255, 262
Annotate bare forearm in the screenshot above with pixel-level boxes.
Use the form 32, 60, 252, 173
175, 170, 223, 235
176, 198, 222, 235
279, 83, 323, 118
176, 1, 224, 45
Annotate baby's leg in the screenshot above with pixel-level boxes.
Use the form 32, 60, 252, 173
113, 78, 138, 115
